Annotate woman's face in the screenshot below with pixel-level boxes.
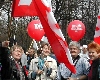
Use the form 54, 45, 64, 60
88, 49, 100, 60
12, 48, 22, 61
42, 45, 49, 57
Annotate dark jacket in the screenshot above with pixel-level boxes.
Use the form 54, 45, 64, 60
0, 46, 28, 80
27, 55, 34, 70
88, 58, 100, 80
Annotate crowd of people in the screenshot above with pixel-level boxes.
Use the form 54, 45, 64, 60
0, 40, 100, 80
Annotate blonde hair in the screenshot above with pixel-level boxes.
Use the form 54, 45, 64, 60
10, 45, 23, 53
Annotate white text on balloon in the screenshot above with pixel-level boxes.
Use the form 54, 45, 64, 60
71, 24, 83, 32
34, 23, 43, 30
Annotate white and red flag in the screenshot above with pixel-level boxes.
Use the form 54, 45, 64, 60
12, 0, 52, 17
33, 0, 76, 73
12, 0, 37, 17
12, 0, 76, 73
94, 9, 100, 44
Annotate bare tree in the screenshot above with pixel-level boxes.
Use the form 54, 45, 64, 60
53, 0, 98, 45
0, 0, 99, 50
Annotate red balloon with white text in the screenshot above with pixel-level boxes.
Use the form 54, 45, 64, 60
27, 20, 45, 41
67, 20, 85, 41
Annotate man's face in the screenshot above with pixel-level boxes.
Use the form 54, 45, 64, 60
28, 49, 35, 56
82, 47, 87, 53
69, 46, 80, 58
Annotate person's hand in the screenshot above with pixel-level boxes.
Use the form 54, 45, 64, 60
37, 70, 43, 74
2, 41, 9, 47
44, 61, 49, 68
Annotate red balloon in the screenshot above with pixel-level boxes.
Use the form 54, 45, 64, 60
67, 20, 85, 41
27, 20, 45, 41
94, 37, 100, 45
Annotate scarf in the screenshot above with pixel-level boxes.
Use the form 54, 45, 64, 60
38, 57, 47, 70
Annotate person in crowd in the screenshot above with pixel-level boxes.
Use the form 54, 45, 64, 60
87, 42, 100, 80
34, 52, 39, 58
27, 48, 37, 70
48, 44, 59, 67
49, 45, 56, 60
0, 43, 28, 80
57, 41, 90, 80
29, 42, 57, 80
0, 41, 9, 80
79, 45, 90, 61
21, 49, 27, 67
20, 48, 29, 79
